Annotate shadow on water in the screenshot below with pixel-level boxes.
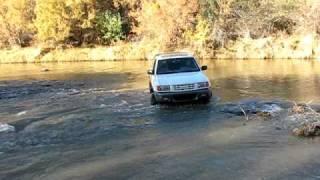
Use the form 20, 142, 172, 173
1, 60, 320, 179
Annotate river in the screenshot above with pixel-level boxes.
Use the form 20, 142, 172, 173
1, 60, 320, 180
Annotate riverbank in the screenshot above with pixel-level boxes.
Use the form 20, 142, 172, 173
1, 34, 320, 63
0, 45, 151, 63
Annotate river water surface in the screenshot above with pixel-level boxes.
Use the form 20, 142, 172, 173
1, 60, 320, 180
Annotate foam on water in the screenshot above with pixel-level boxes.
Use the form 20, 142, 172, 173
0, 123, 15, 133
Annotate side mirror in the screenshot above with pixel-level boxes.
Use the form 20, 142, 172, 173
147, 70, 154, 75
201, 66, 208, 71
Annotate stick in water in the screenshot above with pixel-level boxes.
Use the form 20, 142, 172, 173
239, 105, 249, 121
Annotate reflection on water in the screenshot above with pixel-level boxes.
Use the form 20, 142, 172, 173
205, 60, 320, 102
1, 60, 320, 102
1, 60, 320, 179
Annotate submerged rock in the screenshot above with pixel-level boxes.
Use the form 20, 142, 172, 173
219, 100, 283, 117
99, 104, 107, 108
220, 100, 320, 137
292, 121, 320, 137
275, 127, 282, 130
291, 104, 309, 114
259, 104, 283, 114
68, 89, 81, 95
0, 123, 15, 133
16, 111, 27, 117
219, 103, 244, 115
41, 68, 50, 72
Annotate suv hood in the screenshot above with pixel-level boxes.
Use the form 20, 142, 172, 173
155, 72, 208, 85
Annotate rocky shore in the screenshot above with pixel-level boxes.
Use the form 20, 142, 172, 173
220, 100, 320, 137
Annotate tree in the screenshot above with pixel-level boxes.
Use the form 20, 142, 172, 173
96, 11, 124, 44
35, 0, 96, 45
35, 0, 69, 43
133, 0, 200, 48
0, 0, 35, 47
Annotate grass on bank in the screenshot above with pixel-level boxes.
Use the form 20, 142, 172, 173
1, 33, 320, 63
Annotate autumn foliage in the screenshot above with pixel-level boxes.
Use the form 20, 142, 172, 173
1, 0, 320, 59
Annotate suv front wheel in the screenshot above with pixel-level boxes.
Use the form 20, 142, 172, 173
149, 83, 154, 93
150, 94, 158, 105
201, 97, 211, 104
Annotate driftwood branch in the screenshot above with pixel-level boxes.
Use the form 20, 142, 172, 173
239, 105, 249, 121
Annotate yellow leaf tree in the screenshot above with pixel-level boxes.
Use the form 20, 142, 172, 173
134, 0, 200, 49
35, 0, 96, 45
0, 0, 35, 47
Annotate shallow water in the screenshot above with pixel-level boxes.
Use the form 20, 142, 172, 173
1, 60, 320, 180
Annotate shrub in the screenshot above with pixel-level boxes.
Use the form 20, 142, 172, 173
96, 11, 124, 44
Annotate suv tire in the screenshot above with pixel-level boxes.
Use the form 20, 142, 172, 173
150, 94, 158, 105
149, 83, 154, 93
202, 97, 211, 104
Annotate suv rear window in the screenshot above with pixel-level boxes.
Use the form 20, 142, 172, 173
156, 58, 200, 75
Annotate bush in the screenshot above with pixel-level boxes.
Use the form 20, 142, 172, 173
96, 11, 124, 44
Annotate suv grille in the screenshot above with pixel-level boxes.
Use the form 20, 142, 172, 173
174, 84, 195, 91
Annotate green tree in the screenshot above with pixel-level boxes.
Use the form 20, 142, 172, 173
96, 11, 124, 44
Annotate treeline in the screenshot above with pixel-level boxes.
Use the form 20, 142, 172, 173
1, 0, 320, 58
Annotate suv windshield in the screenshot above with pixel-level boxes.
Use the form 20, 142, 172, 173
156, 58, 200, 75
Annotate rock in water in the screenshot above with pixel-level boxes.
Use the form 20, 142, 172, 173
41, 68, 50, 72
291, 104, 308, 114
0, 123, 15, 133
68, 89, 80, 95
283, 107, 320, 137
260, 104, 282, 114
292, 121, 320, 137
16, 111, 27, 116
219, 103, 283, 117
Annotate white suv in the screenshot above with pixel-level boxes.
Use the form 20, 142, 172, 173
147, 52, 212, 105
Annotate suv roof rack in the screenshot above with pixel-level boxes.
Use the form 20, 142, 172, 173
155, 52, 193, 59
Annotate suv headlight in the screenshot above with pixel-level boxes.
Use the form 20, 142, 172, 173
157, 85, 170, 92
198, 82, 210, 88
